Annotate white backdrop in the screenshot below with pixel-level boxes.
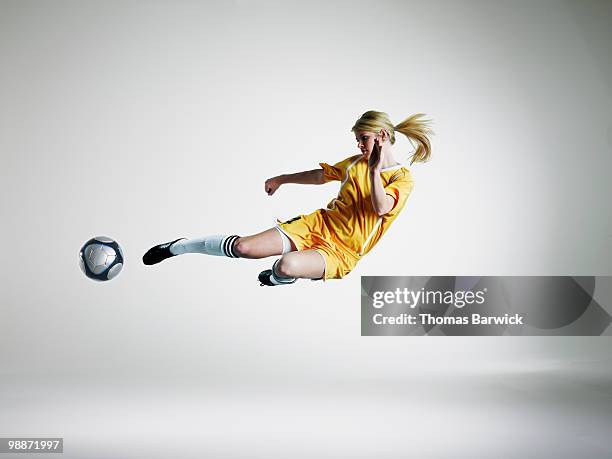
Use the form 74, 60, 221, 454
1, 1, 611, 457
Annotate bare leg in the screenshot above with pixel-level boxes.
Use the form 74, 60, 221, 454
274, 249, 326, 280
234, 228, 297, 259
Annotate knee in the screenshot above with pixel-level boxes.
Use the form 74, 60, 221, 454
232, 237, 253, 258
275, 256, 300, 278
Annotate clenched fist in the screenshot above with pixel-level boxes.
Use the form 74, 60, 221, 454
264, 176, 283, 196
368, 138, 384, 173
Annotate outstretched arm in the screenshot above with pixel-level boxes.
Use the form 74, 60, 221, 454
265, 168, 324, 195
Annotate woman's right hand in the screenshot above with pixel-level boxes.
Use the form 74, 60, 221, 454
264, 176, 283, 196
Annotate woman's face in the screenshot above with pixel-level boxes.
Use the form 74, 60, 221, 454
355, 130, 381, 159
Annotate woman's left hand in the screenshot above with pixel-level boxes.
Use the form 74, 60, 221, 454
368, 138, 384, 173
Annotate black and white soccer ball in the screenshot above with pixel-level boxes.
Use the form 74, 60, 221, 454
79, 236, 124, 281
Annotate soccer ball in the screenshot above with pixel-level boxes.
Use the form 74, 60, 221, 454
79, 236, 124, 281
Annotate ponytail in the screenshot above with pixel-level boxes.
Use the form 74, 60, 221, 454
394, 113, 434, 165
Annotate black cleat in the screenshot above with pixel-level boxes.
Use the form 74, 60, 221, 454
258, 269, 275, 286
143, 238, 186, 265
258, 268, 296, 287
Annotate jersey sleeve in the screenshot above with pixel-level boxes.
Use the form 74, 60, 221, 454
319, 155, 358, 183
384, 169, 414, 216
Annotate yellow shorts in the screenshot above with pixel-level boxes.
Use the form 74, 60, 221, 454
276, 209, 359, 281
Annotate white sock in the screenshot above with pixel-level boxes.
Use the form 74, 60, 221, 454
269, 260, 296, 284
169, 235, 240, 257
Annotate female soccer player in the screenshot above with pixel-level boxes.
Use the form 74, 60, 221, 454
143, 110, 433, 286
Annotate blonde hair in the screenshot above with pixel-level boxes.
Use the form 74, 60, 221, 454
351, 110, 434, 165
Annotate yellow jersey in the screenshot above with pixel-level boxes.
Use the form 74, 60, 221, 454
318, 154, 414, 258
